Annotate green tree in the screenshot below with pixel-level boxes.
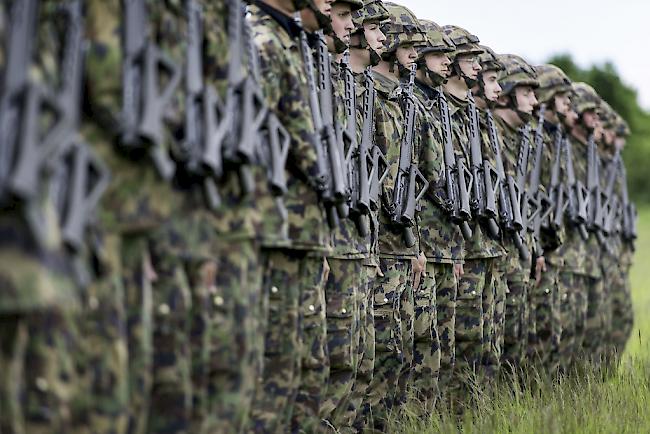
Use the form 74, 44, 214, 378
548, 53, 650, 203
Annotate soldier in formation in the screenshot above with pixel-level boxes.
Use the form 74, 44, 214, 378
0, 0, 638, 433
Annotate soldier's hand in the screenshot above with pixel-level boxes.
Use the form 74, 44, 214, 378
535, 255, 547, 287
453, 262, 464, 280
411, 252, 427, 290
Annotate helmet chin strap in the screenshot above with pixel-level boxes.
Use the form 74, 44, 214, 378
508, 93, 532, 123
331, 34, 349, 54
425, 68, 447, 87
451, 62, 477, 89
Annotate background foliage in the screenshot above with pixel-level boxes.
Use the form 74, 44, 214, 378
548, 54, 650, 203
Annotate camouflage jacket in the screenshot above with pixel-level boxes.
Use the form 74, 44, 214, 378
447, 94, 504, 259
330, 60, 371, 259
373, 71, 419, 259
249, 4, 331, 253
412, 81, 464, 263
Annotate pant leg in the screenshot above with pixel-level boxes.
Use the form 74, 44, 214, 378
366, 257, 412, 431
290, 256, 330, 433
248, 249, 301, 434
572, 274, 590, 366
409, 262, 440, 413
193, 240, 262, 434
395, 261, 415, 409
319, 258, 362, 426
502, 249, 530, 369
583, 276, 605, 363
528, 262, 560, 370
556, 271, 577, 372
485, 257, 507, 377
451, 258, 492, 409
347, 263, 377, 433
432, 263, 457, 401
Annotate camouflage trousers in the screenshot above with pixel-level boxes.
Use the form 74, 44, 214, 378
502, 243, 532, 369
450, 258, 495, 408
344, 263, 377, 433
432, 263, 458, 401
556, 272, 591, 371
69, 234, 129, 434
249, 249, 329, 434
366, 257, 413, 430
609, 264, 634, 359
409, 262, 441, 414
483, 256, 507, 378
0, 310, 77, 434
319, 258, 363, 428
581, 275, 605, 363
527, 262, 562, 373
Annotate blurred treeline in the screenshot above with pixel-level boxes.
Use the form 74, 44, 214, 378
548, 54, 650, 204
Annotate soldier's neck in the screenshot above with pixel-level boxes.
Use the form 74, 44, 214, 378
571, 124, 589, 145
373, 61, 399, 82
474, 96, 488, 110
443, 76, 468, 101
415, 69, 432, 87
544, 109, 560, 125
349, 48, 370, 74
494, 107, 523, 129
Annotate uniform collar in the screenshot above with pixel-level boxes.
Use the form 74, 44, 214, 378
373, 71, 399, 99
251, 2, 303, 49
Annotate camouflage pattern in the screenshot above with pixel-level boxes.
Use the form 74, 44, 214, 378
493, 116, 535, 367
411, 262, 441, 412
495, 54, 540, 96
535, 64, 573, 105
418, 20, 455, 56
366, 257, 413, 430
319, 258, 361, 425
352, 0, 390, 29
432, 263, 459, 399
441, 25, 483, 60
556, 271, 579, 371
381, 3, 428, 56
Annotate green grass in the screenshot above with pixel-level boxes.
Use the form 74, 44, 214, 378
392, 206, 650, 434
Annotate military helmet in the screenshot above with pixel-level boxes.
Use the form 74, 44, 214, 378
334, 0, 363, 12
418, 19, 455, 56
441, 25, 483, 60
572, 82, 601, 114
352, 0, 389, 28
497, 54, 539, 96
615, 114, 630, 137
599, 100, 617, 129
381, 2, 428, 56
535, 64, 572, 104
478, 45, 502, 72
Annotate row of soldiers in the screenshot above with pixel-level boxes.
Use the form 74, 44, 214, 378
0, 0, 637, 433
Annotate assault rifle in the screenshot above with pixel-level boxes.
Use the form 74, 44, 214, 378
586, 134, 607, 245
618, 157, 637, 242
467, 92, 499, 237
601, 151, 620, 236
485, 111, 528, 259
296, 19, 342, 228
545, 127, 567, 232
121, 0, 181, 180
341, 52, 371, 236
389, 65, 429, 247
363, 68, 389, 212
439, 89, 473, 240
563, 137, 589, 240
315, 31, 350, 226
526, 106, 553, 257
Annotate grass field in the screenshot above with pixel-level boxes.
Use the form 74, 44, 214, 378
392, 206, 650, 434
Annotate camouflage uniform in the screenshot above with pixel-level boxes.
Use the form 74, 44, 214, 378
320, 1, 370, 424
248, 3, 332, 432
492, 54, 542, 369
411, 20, 464, 408
0, 2, 86, 433
570, 82, 605, 365
441, 27, 505, 408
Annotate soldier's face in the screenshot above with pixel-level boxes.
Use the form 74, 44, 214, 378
396, 43, 418, 69
564, 107, 579, 128
615, 136, 626, 150
552, 92, 571, 118
593, 116, 604, 141
481, 70, 502, 102
424, 52, 451, 78
581, 110, 599, 130
363, 21, 386, 54
331, 3, 354, 45
514, 85, 537, 114
456, 53, 481, 80
604, 128, 616, 146
301, 0, 333, 32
